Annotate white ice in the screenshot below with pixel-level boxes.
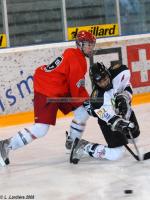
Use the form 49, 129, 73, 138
0, 103, 150, 200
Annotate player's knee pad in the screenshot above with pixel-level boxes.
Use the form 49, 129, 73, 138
9, 123, 49, 150
29, 123, 49, 138
73, 106, 89, 124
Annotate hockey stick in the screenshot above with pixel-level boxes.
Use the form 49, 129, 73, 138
123, 113, 150, 161
128, 129, 142, 161
124, 129, 150, 161
124, 143, 150, 161
124, 144, 140, 161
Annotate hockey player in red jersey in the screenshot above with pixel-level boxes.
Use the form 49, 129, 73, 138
0, 30, 96, 166
70, 62, 140, 164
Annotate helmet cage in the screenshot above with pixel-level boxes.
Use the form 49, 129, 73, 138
90, 62, 112, 90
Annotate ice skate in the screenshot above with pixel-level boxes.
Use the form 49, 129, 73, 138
0, 139, 10, 167
65, 131, 73, 150
70, 138, 89, 164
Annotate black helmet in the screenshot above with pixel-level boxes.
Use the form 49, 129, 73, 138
90, 62, 112, 90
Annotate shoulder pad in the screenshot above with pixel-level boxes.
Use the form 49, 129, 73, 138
111, 63, 121, 70
111, 64, 128, 70
109, 64, 128, 79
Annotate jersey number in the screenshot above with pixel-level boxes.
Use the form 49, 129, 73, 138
45, 56, 63, 72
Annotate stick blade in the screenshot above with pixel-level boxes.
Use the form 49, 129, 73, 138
143, 152, 150, 160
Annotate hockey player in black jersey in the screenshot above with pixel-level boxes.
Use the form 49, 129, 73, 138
70, 62, 140, 163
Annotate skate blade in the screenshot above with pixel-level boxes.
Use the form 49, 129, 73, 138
72, 158, 79, 164
0, 156, 6, 167
5, 158, 10, 165
70, 138, 79, 164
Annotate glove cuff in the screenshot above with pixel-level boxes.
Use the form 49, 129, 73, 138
108, 115, 120, 131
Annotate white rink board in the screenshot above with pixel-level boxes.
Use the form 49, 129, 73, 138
0, 34, 150, 115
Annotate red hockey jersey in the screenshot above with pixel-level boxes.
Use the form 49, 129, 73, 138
34, 48, 89, 106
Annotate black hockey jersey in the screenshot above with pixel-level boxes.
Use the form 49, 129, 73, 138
90, 64, 133, 123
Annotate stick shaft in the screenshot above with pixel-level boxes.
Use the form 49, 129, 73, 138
128, 130, 142, 161
124, 144, 139, 161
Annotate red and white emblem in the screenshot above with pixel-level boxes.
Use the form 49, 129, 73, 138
127, 44, 150, 88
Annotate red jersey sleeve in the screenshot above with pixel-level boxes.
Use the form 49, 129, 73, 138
66, 49, 89, 106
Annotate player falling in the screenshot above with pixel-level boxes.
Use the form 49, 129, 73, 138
70, 62, 140, 164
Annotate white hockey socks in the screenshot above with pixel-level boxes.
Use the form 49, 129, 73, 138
69, 106, 89, 140
70, 120, 86, 140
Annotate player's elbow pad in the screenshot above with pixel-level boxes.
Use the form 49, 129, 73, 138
83, 101, 97, 117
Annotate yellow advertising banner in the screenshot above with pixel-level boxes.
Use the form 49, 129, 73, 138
68, 24, 119, 41
0, 34, 7, 48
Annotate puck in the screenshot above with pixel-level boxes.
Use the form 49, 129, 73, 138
124, 189, 133, 194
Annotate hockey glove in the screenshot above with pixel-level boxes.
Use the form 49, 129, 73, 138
83, 100, 97, 117
109, 116, 135, 136
115, 91, 131, 116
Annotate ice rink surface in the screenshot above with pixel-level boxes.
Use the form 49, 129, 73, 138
0, 103, 150, 200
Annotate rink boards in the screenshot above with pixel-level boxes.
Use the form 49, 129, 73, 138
0, 34, 150, 126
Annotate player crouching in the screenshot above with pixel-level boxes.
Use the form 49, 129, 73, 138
70, 62, 140, 164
